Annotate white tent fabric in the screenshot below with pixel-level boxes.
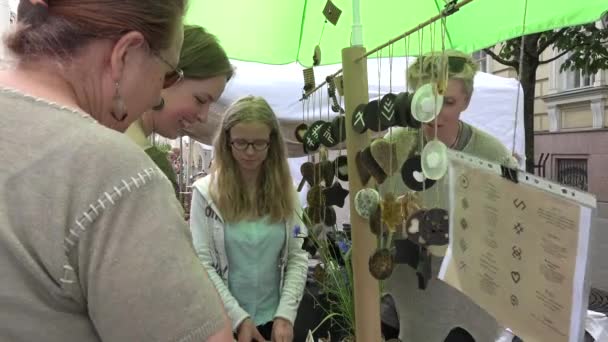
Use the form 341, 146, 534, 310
218, 58, 525, 162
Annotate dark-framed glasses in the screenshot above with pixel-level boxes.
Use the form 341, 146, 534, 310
230, 139, 270, 151
154, 53, 184, 89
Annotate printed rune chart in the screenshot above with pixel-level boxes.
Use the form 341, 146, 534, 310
439, 157, 592, 342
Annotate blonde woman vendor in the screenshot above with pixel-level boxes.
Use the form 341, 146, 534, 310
190, 96, 308, 342
379, 50, 518, 342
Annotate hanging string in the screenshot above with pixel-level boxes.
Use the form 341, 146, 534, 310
338, 88, 344, 159
389, 45, 394, 94
307, 95, 312, 164
405, 36, 410, 92
431, 20, 440, 142
511, 0, 529, 160
388, 44, 396, 194
377, 49, 382, 137
318, 20, 327, 46
418, 27, 427, 194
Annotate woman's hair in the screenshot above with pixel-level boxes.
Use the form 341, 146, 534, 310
210, 96, 295, 223
6, 0, 186, 62
179, 25, 233, 81
407, 49, 479, 97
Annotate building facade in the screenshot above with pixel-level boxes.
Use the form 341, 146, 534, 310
476, 35, 608, 216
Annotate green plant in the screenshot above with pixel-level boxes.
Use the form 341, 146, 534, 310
295, 218, 355, 340
156, 142, 173, 154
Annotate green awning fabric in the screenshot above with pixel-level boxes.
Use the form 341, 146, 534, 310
185, 0, 606, 66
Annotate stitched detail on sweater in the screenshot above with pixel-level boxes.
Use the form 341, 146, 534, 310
60, 167, 160, 290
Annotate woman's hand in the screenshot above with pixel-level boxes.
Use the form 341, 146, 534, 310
271, 317, 293, 342
237, 318, 265, 342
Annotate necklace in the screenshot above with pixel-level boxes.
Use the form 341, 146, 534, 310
449, 121, 463, 149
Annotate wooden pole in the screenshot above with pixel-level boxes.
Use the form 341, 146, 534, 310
342, 46, 381, 342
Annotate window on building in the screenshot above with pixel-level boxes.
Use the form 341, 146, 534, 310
556, 158, 588, 191
564, 68, 595, 89
560, 53, 596, 90
472, 50, 489, 73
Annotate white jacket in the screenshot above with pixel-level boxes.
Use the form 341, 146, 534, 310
190, 175, 308, 331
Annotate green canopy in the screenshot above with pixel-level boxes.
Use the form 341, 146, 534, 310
185, 0, 606, 66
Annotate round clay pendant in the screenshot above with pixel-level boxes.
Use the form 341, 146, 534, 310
369, 248, 395, 280
410, 83, 443, 123
319, 121, 338, 147
351, 103, 367, 134
420, 208, 449, 246
331, 115, 347, 143
363, 99, 382, 132
421, 139, 448, 180
401, 155, 437, 192
354, 188, 380, 219
303, 120, 325, 153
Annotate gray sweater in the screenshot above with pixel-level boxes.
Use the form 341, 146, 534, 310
0, 89, 225, 341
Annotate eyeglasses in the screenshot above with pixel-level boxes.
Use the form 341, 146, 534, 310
154, 53, 184, 89
420, 56, 468, 74
230, 139, 270, 151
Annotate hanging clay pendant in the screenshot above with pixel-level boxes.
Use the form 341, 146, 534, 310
301, 161, 317, 185
369, 204, 383, 236
421, 139, 448, 180
351, 103, 367, 133
304, 206, 322, 226
410, 83, 443, 123
398, 192, 422, 222
355, 151, 372, 185
323, 182, 349, 208
303, 120, 325, 153
360, 145, 387, 184
369, 248, 395, 280
380, 193, 401, 233
323, 206, 337, 226
318, 160, 335, 186
379, 93, 398, 130
404, 209, 427, 246
313, 45, 322, 66
313, 263, 326, 283
306, 185, 325, 208
420, 208, 449, 246
401, 155, 436, 191
354, 188, 380, 219
319, 122, 338, 147
334, 155, 348, 181
331, 115, 347, 143
363, 99, 382, 132
295, 123, 308, 143
370, 138, 399, 178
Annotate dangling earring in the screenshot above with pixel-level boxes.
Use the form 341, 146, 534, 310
152, 97, 165, 111
111, 81, 128, 122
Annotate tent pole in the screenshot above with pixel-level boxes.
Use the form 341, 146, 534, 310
351, 0, 363, 47
342, 46, 380, 342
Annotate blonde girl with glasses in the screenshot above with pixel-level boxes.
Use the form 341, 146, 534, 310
190, 96, 308, 342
